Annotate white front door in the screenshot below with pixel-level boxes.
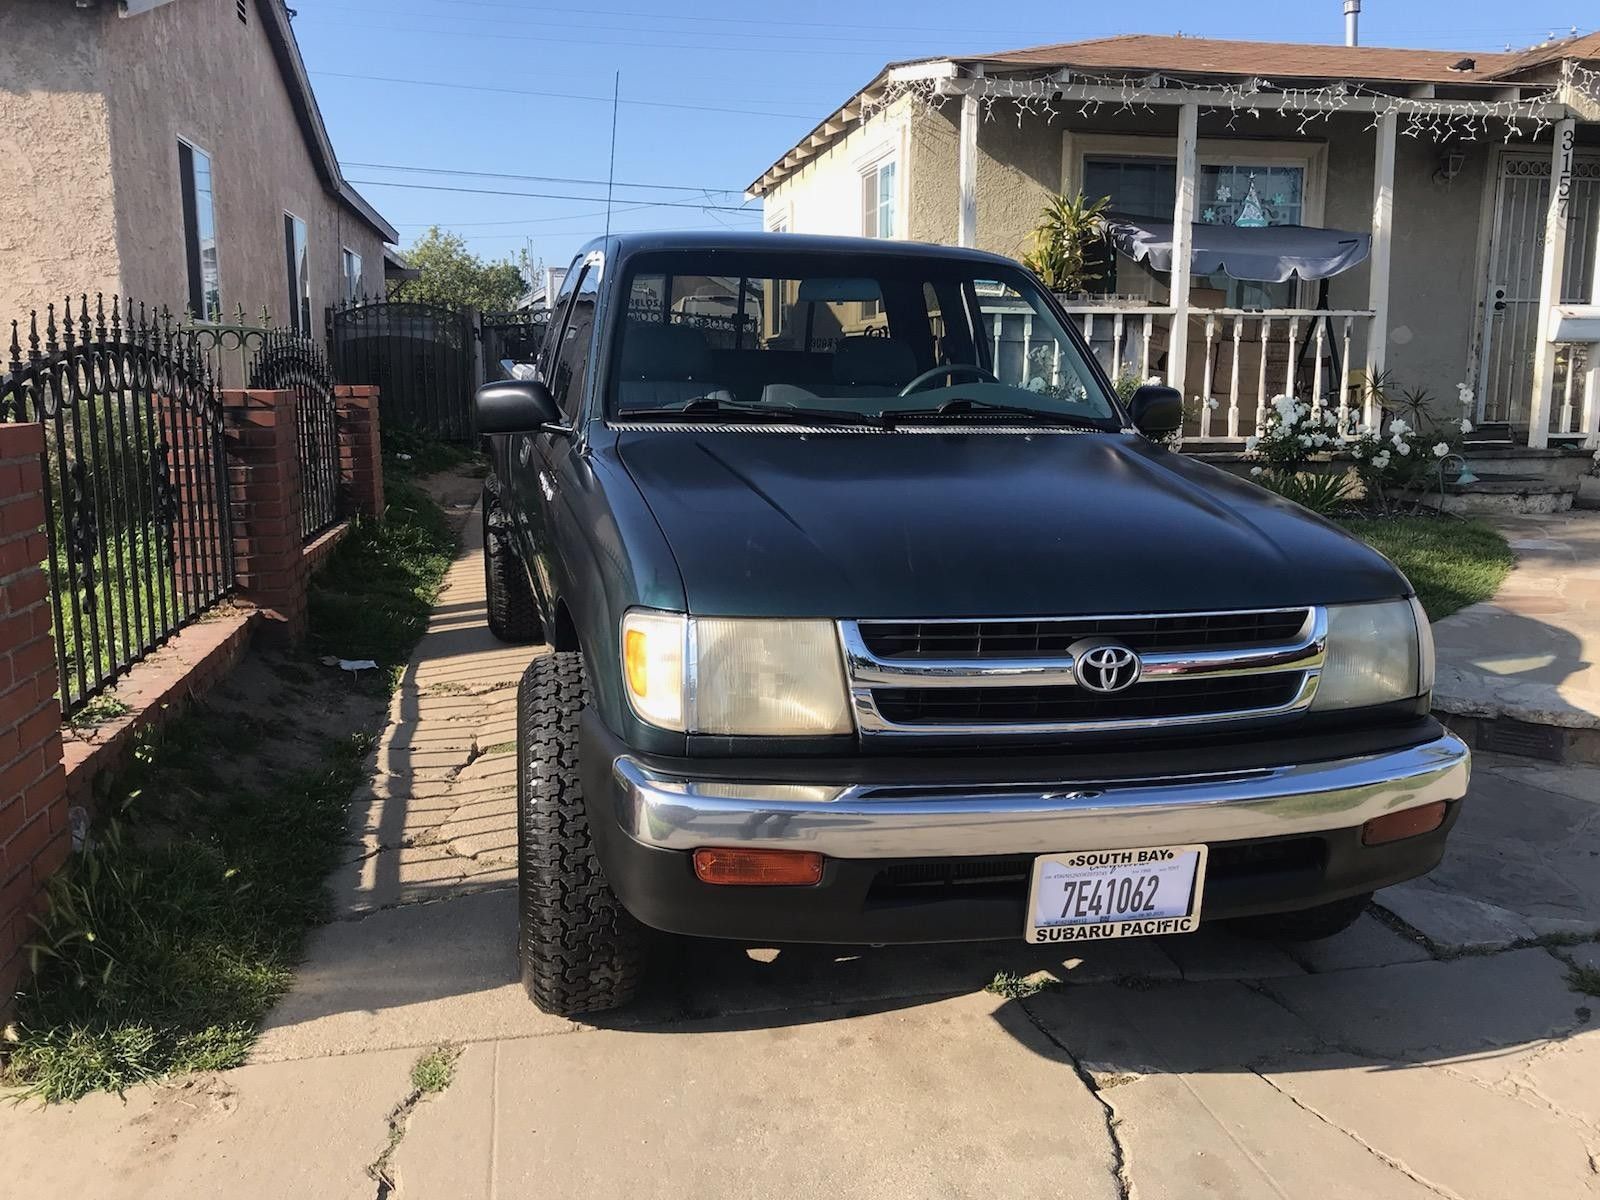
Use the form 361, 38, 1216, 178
1475, 153, 1600, 424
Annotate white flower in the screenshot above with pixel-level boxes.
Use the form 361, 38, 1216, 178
1204, 397, 1219, 410
1145, 375, 1163, 386
1397, 442, 1411, 456
1250, 466, 1264, 476
1352, 446, 1364, 459
1244, 435, 1260, 452
1456, 382, 1474, 407
1389, 418, 1410, 436
1433, 442, 1450, 457
1372, 451, 1391, 469
1299, 433, 1314, 447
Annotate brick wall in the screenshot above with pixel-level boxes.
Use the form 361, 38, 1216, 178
0, 423, 68, 1005
223, 388, 309, 642
335, 385, 384, 519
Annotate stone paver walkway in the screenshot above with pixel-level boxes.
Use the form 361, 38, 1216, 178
1433, 511, 1600, 734
6, 480, 1600, 1199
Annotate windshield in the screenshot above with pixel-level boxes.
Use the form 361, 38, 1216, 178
605, 250, 1121, 427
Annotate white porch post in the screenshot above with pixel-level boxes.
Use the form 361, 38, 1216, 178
1364, 111, 1397, 427
957, 74, 981, 249
1528, 118, 1577, 449
1586, 213, 1600, 449
1167, 103, 1198, 392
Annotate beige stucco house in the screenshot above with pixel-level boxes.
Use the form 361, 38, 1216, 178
0, 0, 398, 338
750, 33, 1600, 456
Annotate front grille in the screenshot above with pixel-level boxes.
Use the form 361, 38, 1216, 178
872, 674, 1303, 726
859, 609, 1310, 660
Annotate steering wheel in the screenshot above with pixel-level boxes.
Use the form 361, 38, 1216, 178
897, 363, 999, 397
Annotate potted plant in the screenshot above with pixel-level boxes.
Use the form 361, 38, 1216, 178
1021, 192, 1112, 297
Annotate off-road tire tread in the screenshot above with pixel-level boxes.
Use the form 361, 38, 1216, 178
517, 652, 645, 1014
483, 480, 541, 643
1229, 892, 1372, 942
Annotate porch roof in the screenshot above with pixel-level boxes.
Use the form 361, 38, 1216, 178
748, 31, 1600, 197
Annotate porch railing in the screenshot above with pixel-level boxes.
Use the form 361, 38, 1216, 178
1549, 344, 1600, 446
1057, 304, 1376, 441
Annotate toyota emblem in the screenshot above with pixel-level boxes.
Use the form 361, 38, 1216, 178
1070, 640, 1142, 694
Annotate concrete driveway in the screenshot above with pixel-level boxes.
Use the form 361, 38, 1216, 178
7, 492, 1600, 1200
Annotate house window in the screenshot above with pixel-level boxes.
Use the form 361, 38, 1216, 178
283, 213, 310, 334
341, 248, 363, 301
1082, 154, 1308, 308
861, 159, 896, 239
178, 140, 220, 322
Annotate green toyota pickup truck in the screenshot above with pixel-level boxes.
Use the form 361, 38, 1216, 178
477, 231, 1470, 1017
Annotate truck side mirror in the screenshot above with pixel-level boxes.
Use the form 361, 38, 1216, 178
1128, 384, 1184, 440
476, 379, 563, 434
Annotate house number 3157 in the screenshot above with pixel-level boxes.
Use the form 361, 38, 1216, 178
1557, 126, 1575, 218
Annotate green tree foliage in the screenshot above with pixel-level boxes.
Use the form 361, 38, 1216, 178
392, 227, 529, 311
1021, 192, 1112, 295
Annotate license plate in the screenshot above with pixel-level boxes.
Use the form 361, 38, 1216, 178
1024, 843, 1208, 944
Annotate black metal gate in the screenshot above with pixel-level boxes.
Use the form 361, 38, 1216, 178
480, 309, 552, 381
326, 300, 477, 441
247, 331, 340, 540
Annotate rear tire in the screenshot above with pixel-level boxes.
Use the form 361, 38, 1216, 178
1229, 892, 1371, 942
483, 479, 541, 644
516, 652, 645, 1015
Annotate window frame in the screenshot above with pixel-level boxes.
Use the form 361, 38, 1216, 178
177, 135, 221, 323
1063, 132, 1327, 306
859, 155, 899, 241
283, 211, 310, 335
340, 246, 363, 302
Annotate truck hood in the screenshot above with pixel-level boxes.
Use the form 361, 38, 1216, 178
614, 429, 1407, 618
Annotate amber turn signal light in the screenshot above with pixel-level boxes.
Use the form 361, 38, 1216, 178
692, 848, 825, 886
1362, 801, 1449, 846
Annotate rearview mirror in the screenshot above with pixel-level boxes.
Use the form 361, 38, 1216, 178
476, 379, 562, 434
1128, 384, 1184, 440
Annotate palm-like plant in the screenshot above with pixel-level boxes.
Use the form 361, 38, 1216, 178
1021, 192, 1112, 295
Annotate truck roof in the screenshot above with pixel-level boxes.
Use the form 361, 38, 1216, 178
577, 230, 1023, 270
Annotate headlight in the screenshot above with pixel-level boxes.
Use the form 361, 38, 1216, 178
621, 611, 853, 736
1311, 598, 1429, 711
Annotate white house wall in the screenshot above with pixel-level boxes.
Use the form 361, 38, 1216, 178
763, 99, 912, 238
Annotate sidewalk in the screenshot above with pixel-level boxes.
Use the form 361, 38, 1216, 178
1432, 511, 1600, 756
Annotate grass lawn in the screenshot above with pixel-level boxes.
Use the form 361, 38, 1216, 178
2, 461, 458, 1103
1338, 517, 1514, 621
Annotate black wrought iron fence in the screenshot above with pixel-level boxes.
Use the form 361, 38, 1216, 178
181, 316, 341, 541
480, 308, 552, 381
0, 297, 233, 717
326, 298, 477, 440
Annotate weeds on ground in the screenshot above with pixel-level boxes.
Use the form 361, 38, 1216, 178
410, 1043, 460, 1095
66, 693, 133, 729
1337, 517, 1513, 621
986, 970, 1057, 1000
382, 426, 480, 479
1567, 964, 1600, 998
2, 465, 459, 1103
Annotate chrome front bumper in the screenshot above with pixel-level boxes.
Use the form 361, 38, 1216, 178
611, 733, 1471, 859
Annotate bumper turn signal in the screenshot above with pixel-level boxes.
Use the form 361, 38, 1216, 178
1362, 801, 1449, 847
692, 847, 825, 886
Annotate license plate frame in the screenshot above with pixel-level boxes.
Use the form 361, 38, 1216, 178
1024, 843, 1209, 945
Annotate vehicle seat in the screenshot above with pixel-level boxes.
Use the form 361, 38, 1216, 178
815, 336, 918, 397
616, 323, 732, 409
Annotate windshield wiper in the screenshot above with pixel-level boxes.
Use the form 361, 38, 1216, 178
630, 397, 885, 428
884, 397, 1108, 431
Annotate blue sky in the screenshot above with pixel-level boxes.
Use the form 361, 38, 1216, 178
294, 0, 1593, 279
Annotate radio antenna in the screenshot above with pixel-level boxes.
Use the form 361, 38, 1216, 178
604, 71, 620, 239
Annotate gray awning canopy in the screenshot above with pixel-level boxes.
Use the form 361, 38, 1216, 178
1104, 217, 1372, 283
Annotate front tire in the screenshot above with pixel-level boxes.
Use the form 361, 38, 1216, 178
483, 479, 541, 644
516, 652, 645, 1015
1229, 892, 1371, 942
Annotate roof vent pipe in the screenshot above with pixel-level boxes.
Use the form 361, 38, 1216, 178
1344, 0, 1361, 47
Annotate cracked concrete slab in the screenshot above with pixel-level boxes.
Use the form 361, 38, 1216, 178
1156, 926, 1309, 981
1261, 950, 1587, 1062
395, 993, 1123, 1200
4, 1048, 416, 1200
1279, 913, 1433, 973
1262, 1053, 1600, 1199
1095, 1070, 1442, 1199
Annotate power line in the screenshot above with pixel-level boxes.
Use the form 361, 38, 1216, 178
309, 70, 817, 119
340, 160, 744, 194
344, 177, 758, 210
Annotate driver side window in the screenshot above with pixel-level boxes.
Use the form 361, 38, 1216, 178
973, 279, 1092, 402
